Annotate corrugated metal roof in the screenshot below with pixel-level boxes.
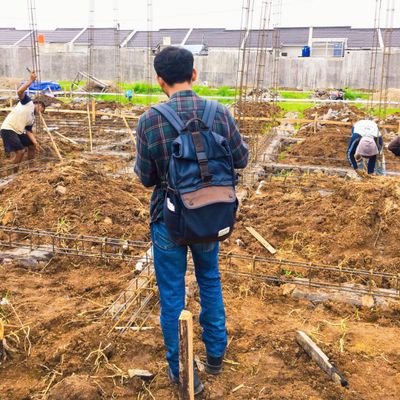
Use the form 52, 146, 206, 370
382, 28, 400, 47
347, 28, 377, 48
0, 29, 31, 45
278, 27, 309, 46
313, 26, 351, 38
313, 27, 379, 48
0, 27, 399, 49
126, 29, 190, 47
74, 28, 132, 46
18, 28, 82, 46
247, 30, 273, 48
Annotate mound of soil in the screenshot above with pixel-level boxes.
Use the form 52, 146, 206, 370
234, 101, 282, 118
303, 103, 366, 123
0, 161, 151, 239
48, 375, 102, 400
282, 125, 350, 167
229, 174, 400, 272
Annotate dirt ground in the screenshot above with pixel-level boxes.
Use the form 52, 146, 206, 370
1, 260, 400, 400
0, 100, 400, 399
227, 174, 400, 273
0, 161, 150, 239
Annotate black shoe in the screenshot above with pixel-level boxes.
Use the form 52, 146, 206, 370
205, 354, 224, 375
168, 368, 204, 396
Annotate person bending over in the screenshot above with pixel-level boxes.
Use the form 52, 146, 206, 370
1, 71, 45, 172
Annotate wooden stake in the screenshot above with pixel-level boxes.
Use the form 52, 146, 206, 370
314, 113, 318, 135
91, 98, 96, 123
39, 114, 63, 161
397, 120, 400, 134
51, 130, 80, 146
179, 310, 194, 400
296, 331, 348, 387
9, 98, 12, 108
87, 102, 93, 152
122, 116, 136, 147
246, 226, 276, 254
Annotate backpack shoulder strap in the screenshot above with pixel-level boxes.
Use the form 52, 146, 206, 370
202, 100, 218, 130
151, 103, 185, 133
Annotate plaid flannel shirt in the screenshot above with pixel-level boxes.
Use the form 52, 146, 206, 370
134, 90, 249, 223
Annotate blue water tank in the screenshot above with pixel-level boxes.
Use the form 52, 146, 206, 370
302, 46, 311, 57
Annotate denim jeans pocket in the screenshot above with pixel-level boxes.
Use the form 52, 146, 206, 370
152, 222, 179, 250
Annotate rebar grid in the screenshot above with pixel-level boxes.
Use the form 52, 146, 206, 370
0, 157, 61, 178
218, 253, 400, 300
1, 225, 399, 333
238, 168, 348, 187
106, 254, 158, 334
0, 226, 149, 262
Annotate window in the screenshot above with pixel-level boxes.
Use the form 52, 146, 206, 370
311, 39, 346, 57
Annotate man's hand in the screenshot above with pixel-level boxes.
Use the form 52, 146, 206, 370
34, 142, 41, 153
355, 169, 368, 178
18, 70, 37, 100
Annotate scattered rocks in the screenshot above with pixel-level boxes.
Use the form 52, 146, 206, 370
103, 217, 113, 225
55, 185, 67, 195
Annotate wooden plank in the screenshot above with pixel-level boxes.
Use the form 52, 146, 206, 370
245, 226, 276, 254
179, 310, 194, 400
296, 330, 348, 387
51, 130, 80, 145
313, 113, 318, 134
0, 108, 140, 120
87, 102, 93, 152
1, 107, 399, 128
91, 98, 96, 123
39, 114, 63, 161
122, 116, 136, 147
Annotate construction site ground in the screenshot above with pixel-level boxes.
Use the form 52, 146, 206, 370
0, 100, 400, 399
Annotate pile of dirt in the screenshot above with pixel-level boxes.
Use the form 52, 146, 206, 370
303, 103, 366, 123
0, 160, 151, 239
229, 174, 400, 272
234, 100, 282, 118
34, 94, 64, 107
384, 112, 400, 129
0, 77, 21, 90
282, 125, 350, 167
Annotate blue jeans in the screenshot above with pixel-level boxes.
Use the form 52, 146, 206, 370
151, 221, 227, 377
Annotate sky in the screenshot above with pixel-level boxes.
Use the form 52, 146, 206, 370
1, 0, 399, 30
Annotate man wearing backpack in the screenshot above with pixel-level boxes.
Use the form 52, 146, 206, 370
135, 46, 248, 394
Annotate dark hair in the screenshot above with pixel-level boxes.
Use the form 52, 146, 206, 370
154, 46, 194, 86
33, 100, 46, 110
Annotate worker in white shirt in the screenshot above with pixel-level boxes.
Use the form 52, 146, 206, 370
1, 71, 45, 172
347, 119, 383, 176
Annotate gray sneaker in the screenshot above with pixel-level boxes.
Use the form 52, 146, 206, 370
168, 368, 204, 395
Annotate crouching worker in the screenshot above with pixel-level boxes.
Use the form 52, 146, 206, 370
0, 71, 44, 173
135, 46, 248, 394
347, 119, 383, 176
388, 136, 400, 157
